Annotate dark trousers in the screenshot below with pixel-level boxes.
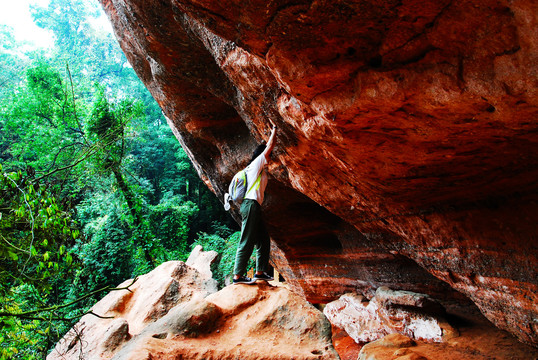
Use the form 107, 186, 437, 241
233, 199, 270, 276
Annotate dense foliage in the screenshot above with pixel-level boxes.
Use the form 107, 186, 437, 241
0, 1, 241, 358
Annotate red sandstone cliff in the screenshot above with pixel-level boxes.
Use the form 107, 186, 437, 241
99, 0, 538, 346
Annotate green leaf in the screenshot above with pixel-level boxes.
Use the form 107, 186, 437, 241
7, 251, 18, 261
65, 253, 73, 266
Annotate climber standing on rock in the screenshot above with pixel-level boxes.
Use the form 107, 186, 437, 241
232, 121, 277, 285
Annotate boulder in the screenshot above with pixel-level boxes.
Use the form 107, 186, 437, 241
323, 287, 457, 343
47, 260, 218, 360
48, 261, 339, 359
111, 282, 340, 360
358, 334, 427, 360
186, 244, 220, 279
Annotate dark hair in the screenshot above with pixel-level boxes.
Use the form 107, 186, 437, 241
249, 143, 266, 164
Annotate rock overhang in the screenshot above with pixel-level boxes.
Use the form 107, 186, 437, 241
99, 0, 538, 346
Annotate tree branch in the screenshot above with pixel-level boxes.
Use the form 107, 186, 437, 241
0, 234, 31, 254
36, 112, 58, 128
0, 277, 138, 319
32, 137, 115, 183
43, 142, 85, 173
66, 63, 89, 146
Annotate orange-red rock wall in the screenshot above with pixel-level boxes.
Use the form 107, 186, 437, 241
99, 0, 538, 346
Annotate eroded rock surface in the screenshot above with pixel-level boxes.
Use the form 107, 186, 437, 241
186, 244, 220, 279
357, 334, 424, 360
99, 0, 538, 345
47, 261, 217, 360
112, 282, 339, 360
47, 258, 339, 360
323, 287, 456, 343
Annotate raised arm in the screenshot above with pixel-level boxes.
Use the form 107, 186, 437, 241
263, 121, 277, 161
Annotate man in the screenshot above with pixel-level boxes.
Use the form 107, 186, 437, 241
233, 122, 277, 285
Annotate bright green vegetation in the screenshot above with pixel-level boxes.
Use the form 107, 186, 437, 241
0, 0, 242, 358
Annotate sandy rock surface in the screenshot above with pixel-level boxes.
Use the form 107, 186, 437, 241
111, 282, 339, 360
47, 260, 218, 360
47, 259, 339, 360
186, 244, 219, 279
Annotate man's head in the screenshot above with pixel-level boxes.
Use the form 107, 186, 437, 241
250, 143, 266, 163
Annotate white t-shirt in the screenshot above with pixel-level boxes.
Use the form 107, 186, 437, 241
243, 153, 268, 204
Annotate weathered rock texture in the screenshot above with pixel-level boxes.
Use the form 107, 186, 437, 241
112, 282, 339, 360
186, 244, 220, 279
47, 261, 218, 360
47, 261, 339, 360
356, 326, 538, 360
99, 0, 538, 346
324, 287, 457, 343
358, 333, 422, 360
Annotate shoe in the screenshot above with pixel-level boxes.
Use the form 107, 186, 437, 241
233, 276, 256, 285
253, 272, 274, 281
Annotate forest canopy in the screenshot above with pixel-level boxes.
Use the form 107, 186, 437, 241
0, 0, 240, 358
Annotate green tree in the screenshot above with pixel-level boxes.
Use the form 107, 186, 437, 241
87, 87, 159, 265
0, 167, 77, 294
0, 1, 236, 357
0, 167, 79, 359
149, 194, 199, 259
30, 0, 138, 92
0, 25, 31, 99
